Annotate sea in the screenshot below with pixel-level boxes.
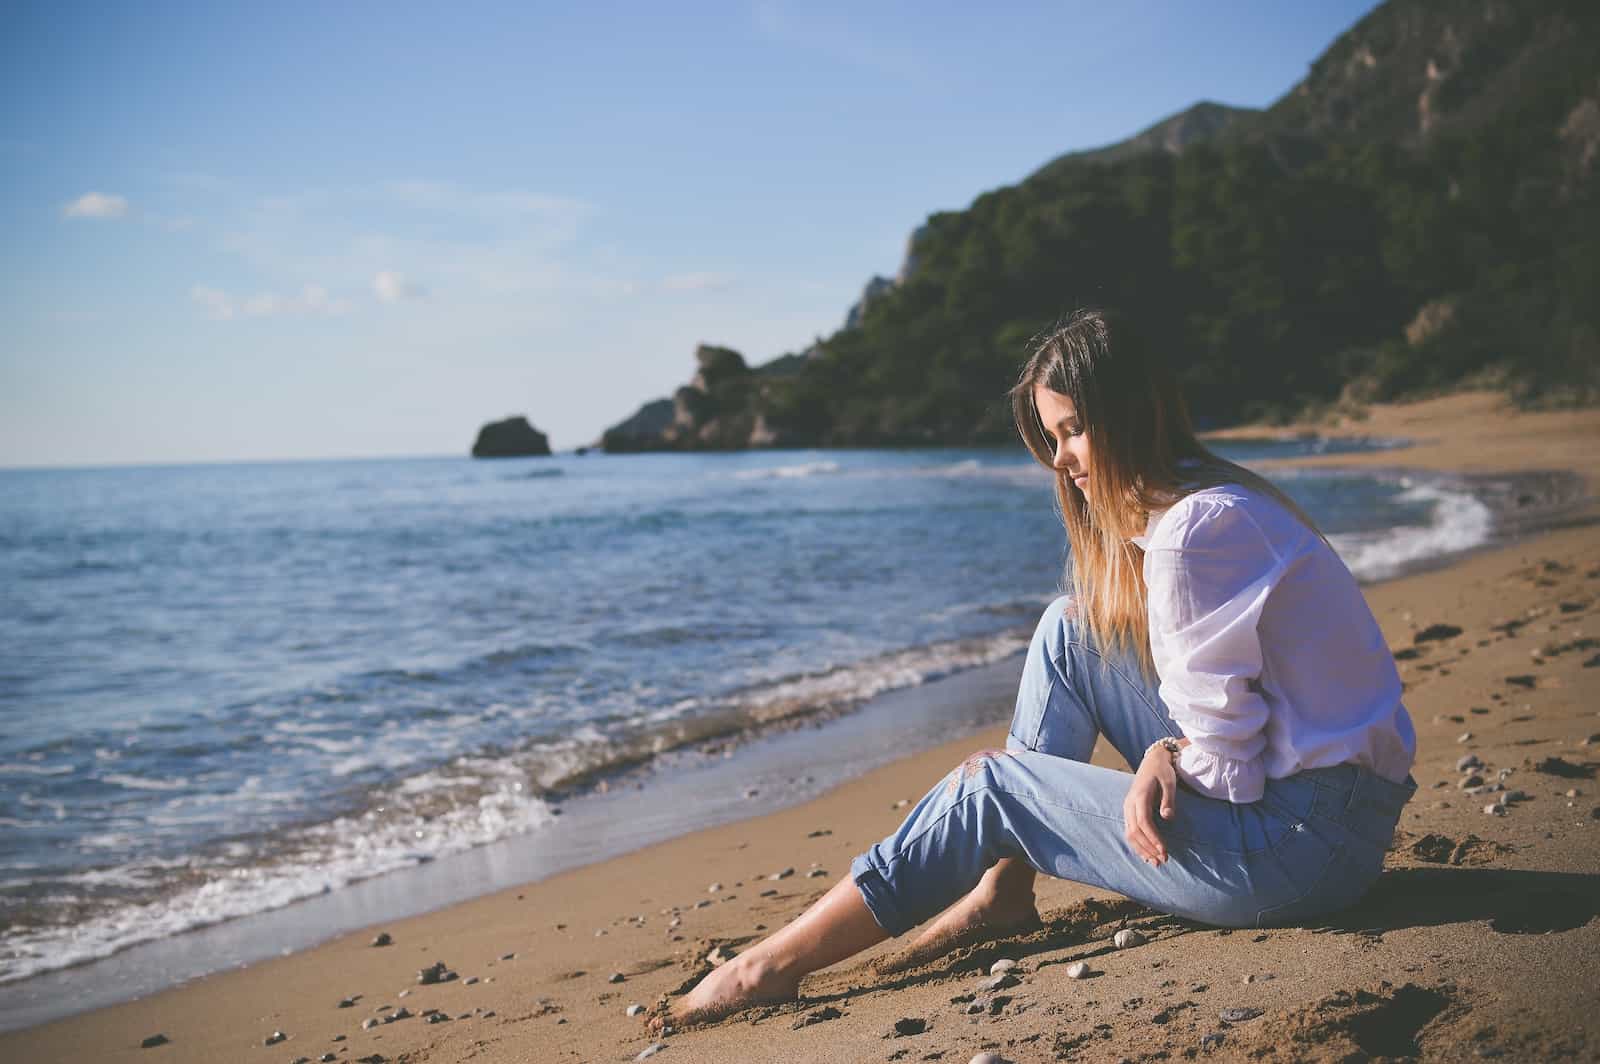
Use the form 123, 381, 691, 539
0, 438, 1496, 1023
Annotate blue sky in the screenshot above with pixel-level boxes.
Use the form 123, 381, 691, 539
2, 0, 1380, 466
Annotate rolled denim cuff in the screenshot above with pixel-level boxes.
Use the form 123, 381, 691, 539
849, 851, 913, 937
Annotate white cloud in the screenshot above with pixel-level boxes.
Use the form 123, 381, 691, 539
372, 270, 426, 303
62, 192, 129, 219
191, 283, 350, 320
662, 271, 735, 293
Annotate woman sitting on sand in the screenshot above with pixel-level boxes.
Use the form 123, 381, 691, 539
657, 307, 1417, 1029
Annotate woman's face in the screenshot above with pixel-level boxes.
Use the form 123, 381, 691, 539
1033, 386, 1092, 497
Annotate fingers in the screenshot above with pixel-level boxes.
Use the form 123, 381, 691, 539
1121, 782, 1168, 866
1158, 772, 1178, 820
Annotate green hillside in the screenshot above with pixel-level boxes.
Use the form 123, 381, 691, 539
603, 0, 1599, 451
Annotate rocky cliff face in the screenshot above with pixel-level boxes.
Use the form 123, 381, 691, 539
600, 344, 807, 452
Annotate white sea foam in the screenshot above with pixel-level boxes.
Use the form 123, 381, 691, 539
732, 460, 841, 480
0, 762, 556, 985
1329, 479, 1494, 583
99, 773, 189, 792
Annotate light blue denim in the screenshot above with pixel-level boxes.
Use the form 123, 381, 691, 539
850, 595, 1415, 933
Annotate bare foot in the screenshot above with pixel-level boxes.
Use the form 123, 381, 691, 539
876, 869, 1040, 975
648, 952, 800, 1032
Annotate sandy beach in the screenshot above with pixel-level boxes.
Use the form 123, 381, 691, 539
3, 391, 1598, 1064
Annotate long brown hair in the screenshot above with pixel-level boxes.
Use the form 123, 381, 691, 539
1009, 308, 1327, 676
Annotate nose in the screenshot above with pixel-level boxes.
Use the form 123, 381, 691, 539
1052, 439, 1073, 472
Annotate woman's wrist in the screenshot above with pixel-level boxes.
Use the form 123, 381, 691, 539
1145, 736, 1186, 767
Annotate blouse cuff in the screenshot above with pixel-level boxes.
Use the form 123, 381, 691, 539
1176, 743, 1265, 804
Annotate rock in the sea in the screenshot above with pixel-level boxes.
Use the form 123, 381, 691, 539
140, 1033, 169, 1049
1066, 962, 1091, 979
471, 416, 552, 458
1113, 928, 1146, 949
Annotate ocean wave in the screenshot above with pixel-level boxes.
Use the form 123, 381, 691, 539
0, 624, 1037, 984
0, 760, 556, 985
1329, 479, 1494, 583
732, 460, 841, 481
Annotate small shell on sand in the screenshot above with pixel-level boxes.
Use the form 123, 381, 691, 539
1066, 962, 1090, 979
1113, 928, 1145, 948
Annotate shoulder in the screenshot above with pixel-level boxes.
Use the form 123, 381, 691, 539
1147, 484, 1276, 554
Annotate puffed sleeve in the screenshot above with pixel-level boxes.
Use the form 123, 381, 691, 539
1143, 496, 1285, 803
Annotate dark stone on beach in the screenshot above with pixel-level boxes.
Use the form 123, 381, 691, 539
1219, 1006, 1263, 1023
418, 961, 456, 985
1200, 1032, 1226, 1050
362, 1018, 379, 1030
356, 1056, 388, 1064
425, 1011, 449, 1024
337, 997, 357, 1008
1410, 834, 1456, 863
321, 1055, 337, 1062
1392, 647, 1423, 661
471, 416, 551, 458
1414, 624, 1463, 643
608, 971, 626, 983
1584, 654, 1600, 668
1505, 675, 1537, 688
985, 973, 1021, 992
892, 1016, 928, 1037
264, 1030, 287, 1045
371, 932, 392, 947
140, 1033, 169, 1048
389, 1007, 412, 1022
807, 829, 832, 837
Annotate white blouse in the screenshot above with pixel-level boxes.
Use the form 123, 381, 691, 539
1133, 483, 1416, 803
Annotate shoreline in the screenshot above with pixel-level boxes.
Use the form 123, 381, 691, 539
4, 390, 1598, 1063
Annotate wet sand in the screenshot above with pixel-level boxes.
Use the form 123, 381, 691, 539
3, 391, 1598, 1063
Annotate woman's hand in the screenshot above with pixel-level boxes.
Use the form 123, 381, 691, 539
1123, 744, 1180, 866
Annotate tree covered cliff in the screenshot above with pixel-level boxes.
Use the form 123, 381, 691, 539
604, 0, 1599, 451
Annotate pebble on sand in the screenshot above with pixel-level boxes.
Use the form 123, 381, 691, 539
989, 958, 1017, 976
139, 1033, 169, 1049
1457, 754, 1484, 772
770, 867, 795, 880
608, 971, 627, 983
1219, 1006, 1264, 1023
264, 1030, 288, 1046
1485, 803, 1507, 816
970, 1054, 1011, 1064
1113, 928, 1146, 949
1457, 732, 1473, 743
636, 1043, 667, 1059
1066, 962, 1091, 979
625, 1004, 645, 1017
984, 972, 1020, 992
